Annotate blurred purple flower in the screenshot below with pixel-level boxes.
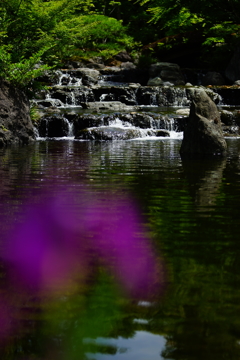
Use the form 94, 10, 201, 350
4, 188, 164, 298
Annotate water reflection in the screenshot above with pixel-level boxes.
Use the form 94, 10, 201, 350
0, 177, 164, 358
85, 331, 166, 360
1, 139, 240, 360
181, 156, 227, 213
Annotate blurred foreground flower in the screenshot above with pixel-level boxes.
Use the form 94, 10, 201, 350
1, 187, 165, 357
4, 188, 164, 298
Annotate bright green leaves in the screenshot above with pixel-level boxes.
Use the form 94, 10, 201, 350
177, 8, 204, 28
0, 45, 51, 87
149, 6, 205, 34
47, 14, 133, 61
0, 0, 133, 87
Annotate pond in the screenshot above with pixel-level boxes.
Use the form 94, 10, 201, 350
1, 137, 240, 360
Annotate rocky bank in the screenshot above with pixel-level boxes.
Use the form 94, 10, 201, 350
0, 78, 35, 147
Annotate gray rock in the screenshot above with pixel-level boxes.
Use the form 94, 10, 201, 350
72, 114, 104, 132
81, 101, 136, 111
163, 81, 174, 86
100, 66, 122, 75
147, 77, 164, 86
220, 110, 234, 125
117, 113, 153, 128
82, 75, 99, 86
76, 68, 100, 80
176, 109, 190, 116
85, 62, 105, 70
204, 87, 222, 104
180, 88, 227, 156
0, 78, 35, 146
76, 126, 144, 140
114, 51, 132, 62
120, 62, 136, 70
129, 83, 141, 88
149, 62, 185, 85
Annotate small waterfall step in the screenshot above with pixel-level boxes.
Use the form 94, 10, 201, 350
36, 111, 188, 140
34, 85, 191, 109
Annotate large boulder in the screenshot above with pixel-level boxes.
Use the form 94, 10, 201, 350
0, 78, 35, 147
180, 88, 227, 156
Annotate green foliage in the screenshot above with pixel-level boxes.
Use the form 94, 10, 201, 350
0, 0, 134, 87
72, 14, 133, 51
125, 0, 240, 68
30, 105, 41, 124
135, 0, 240, 37
1, 0, 239, 87
0, 45, 51, 87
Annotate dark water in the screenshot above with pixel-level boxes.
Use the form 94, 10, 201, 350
1, 138, 240, 359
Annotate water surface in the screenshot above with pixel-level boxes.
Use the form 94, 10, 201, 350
1, 138, 240, 359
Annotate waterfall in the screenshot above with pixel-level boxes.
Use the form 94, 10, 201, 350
69, 91, 76, 106
164, 118, 175, 132
34, 126, 40, 139
65, 118, 74, 137
56, 70, 82, 87
34, 68, 192, 140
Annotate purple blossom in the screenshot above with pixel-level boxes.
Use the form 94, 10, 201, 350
4, 188, 164, 298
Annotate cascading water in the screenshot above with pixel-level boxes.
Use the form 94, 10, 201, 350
55, 70, 82, 87
36, 115, 75, 139
34, 68, 193, 140
66, 118, 74, 137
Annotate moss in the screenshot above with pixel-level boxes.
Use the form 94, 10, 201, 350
30, 105, 41, 124
0, 124, 9, 132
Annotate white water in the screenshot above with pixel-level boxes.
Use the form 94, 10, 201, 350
56, 70, 82, 86
108, 117, 183, 140
35, 69, 188, 140
36, 115, 183, 140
